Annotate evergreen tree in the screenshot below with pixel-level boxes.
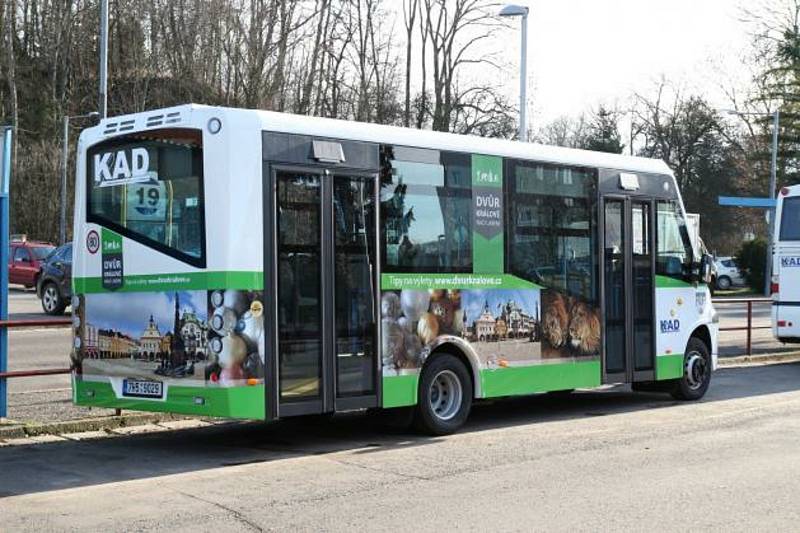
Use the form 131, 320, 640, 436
582, 106, 625, 154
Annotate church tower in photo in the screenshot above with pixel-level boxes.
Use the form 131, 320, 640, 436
169, 292, 187, 367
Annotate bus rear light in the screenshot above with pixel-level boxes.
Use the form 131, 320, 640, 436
778, 320, 787, 327
781, 187, 790, 196
771, 282, 780, 295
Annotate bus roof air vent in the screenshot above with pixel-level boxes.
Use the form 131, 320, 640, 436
146, 114, 164, 128
145, 111, 182, 129
102, 121, 119, 135
118, 119, 135, 132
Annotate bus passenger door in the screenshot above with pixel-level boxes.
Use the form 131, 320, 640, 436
602, 197, 656, 383
270, 168, 378, 418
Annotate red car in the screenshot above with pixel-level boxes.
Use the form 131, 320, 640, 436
8, 237, 55, 288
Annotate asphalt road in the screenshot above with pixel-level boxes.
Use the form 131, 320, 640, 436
1, 361, 799, 531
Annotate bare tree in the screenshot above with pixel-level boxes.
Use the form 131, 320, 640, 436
402, 0, 417, 127
419, 0, 505, 132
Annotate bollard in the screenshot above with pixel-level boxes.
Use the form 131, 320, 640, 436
0, 126, 12, 420
746, 300, 753, 356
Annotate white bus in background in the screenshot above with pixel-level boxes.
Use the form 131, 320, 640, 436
772, 185, 800, 342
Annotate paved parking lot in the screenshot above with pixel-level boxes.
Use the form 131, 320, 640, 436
1, 361, 799, 530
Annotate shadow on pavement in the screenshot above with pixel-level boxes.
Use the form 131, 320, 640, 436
1, 361, 799, 498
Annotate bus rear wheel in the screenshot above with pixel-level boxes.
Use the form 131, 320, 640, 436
670, 337, 711, 401
415, 353, 472, 435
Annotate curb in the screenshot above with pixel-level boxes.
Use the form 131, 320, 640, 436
0, 412, 187, 441
718, 351, 800, 367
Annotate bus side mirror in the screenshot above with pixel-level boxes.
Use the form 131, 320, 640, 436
698, 253, 713, 285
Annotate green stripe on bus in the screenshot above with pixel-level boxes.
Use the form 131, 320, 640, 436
380, 273, 542, 291
480, 360, 601, 397
74, 379, 266, 419
655, 275, 693, 288
73, 271, 264, 293
382, 374, 420, 408
656, 353, 684, 380
472, 154, 504, 274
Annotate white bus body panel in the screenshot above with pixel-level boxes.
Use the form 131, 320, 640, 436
74, 106, 266, 281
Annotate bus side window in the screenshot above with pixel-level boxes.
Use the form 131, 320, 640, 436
656, 200, 693, 279
380, 148, 472, 274
505, 159, 598, 304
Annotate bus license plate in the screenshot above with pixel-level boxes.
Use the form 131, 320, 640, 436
123, 379, 163, 399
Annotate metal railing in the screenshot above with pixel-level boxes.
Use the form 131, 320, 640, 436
0, 317, 73, 380
711, 297, 773, 356
0, 317, 127, 419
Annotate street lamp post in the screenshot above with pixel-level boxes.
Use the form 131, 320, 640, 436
500, 4, 529, 142
61, 112, 100, 245
724, 109, 780, 296
99, 0, 109, 119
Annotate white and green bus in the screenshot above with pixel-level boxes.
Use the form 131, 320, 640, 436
71, 104, 718, 434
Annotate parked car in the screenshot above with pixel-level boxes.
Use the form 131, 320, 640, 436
8, 237, 55, 288
714, 256, 746, 290
36, 242, 72, 315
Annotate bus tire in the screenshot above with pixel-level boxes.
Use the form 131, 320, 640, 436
414, 353, 472, 435
670, 337, 712, 401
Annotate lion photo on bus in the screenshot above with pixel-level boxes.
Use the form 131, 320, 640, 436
541, 289, 600, 359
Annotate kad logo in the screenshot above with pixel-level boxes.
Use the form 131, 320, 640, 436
93, 147, 150, 187
660, 319, 680, 334
781, 256, 800, 268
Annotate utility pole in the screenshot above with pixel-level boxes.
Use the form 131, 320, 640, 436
61, 116, 69, 245
722, 108, 780, 296
99, 0, 109, 118
61, 112, 99, 245
765, 109, 780, 296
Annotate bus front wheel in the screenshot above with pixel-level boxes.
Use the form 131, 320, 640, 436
670, 337, 711, 401
415, 353, 473, 435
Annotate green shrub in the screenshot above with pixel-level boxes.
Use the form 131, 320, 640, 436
735, 238, 767, 290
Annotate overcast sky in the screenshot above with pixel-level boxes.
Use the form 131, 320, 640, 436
493, 0, 754, 125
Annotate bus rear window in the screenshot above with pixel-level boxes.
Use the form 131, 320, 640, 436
87, 129, 205, 267
780, 197, 800, 241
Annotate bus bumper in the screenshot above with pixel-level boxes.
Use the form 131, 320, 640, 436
772, 303, 800, 342
72, 373, 266, 420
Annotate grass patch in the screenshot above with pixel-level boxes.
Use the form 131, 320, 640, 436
713, 287, 761, 298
